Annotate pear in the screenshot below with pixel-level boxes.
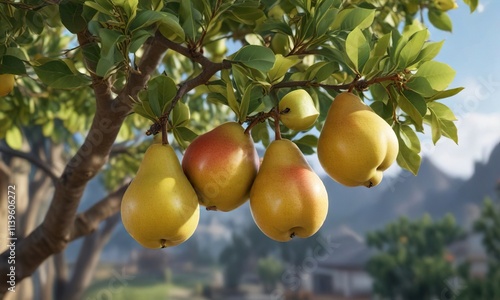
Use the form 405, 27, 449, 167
317, 92, 399, 188
0, 74, 15, 97
279, 89, 319, 131
121, 142, 200, 249
250, 139, 328, 242
182, 122, 259, 212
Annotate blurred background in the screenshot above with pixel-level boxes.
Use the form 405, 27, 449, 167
3, 1, 500, 300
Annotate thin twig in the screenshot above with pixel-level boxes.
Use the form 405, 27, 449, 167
0, 145, 59, 182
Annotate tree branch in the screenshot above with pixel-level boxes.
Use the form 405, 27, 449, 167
0, 145, 58, 182
70, 184, 127, 241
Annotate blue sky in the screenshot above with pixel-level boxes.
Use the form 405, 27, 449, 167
417, 0, 500, 178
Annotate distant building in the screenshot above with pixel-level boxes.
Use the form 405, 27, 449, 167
306, 228, 374, 299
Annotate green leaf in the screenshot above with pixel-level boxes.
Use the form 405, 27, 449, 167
232, 45, 276, 72
60, 0, 86, 33
315, 7, 339, 36
372, 32, 391, 57
427, 104, 458, 144
413, 61, 456, 92
398, 29, 428, 68
96, 28, 126, 77
0, 55, 26, 75
256, 21, 293, 36
227, 4, 265, 25
239, 84, 254, 122
221, 69, 239, 115
427, 102, 457, 121
147, 75, 177, 116
406, 77, 437, 98
428, 87, 464, 101
173, 126, 198, 149
430, 112, 442, 144
133, 103, 158, 122
397, 90, 426, 130
155, 12, 186, 43
84, 1, 113, 16
439, 119, 458, 144
294, 135, 318, 148
463, 0, 479, 12
171, 101, 190, 127
428, 10, 453, 32
331, 7, 375, 31
130, 29, 154, 53
250, 121, 270, 146
5, 126, 23, 150
345, 27, 370, 73
33, 60, 90, 89
268, 54, 301, 83
395, 124, 421, 175
305, 61, 339, 82
412, 41, 444, 66
180, 0, 202, 40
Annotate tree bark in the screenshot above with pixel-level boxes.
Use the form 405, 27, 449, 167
0, 33, 168, 297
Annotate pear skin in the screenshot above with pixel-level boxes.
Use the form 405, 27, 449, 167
121, 143, 200, 249
250, 139, 328, 242
317, 92, 399, 188
279, 89, 319, 131
182, 122, 259, 212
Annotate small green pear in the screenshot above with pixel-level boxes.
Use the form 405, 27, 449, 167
250, 139, 328, 242
317, 92, 398, 188
182, 122, 259, 212
121, 141, 200, 249
279, 89, 319, 131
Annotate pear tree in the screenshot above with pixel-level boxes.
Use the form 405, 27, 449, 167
0, 0, 478, 297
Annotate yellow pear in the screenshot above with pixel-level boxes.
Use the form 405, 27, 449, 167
317, 92, 398, 188
279, 89, 319, 131
182, 122, 259, 212
0, 74, 15, 97
250, 139, 328, 242
121, 141, 200, 249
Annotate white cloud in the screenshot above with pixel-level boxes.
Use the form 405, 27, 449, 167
423, 112, 500, 179
477, 3, 486, 13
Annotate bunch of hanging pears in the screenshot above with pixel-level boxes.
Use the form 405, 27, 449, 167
121, 89, 399, 248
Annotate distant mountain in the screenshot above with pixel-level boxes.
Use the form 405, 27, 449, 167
329, 142, 500, 234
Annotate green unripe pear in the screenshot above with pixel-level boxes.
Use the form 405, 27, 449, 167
279, 89, 319, 131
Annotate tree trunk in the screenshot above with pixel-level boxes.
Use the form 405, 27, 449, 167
62, 214, 121, 300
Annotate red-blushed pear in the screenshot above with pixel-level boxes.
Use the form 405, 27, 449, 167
121, 139, 200, 249
279, 89, 319, 131
182, 122, 259, 212
0, 74, 15, 97
250, 139, 328, 242
317, 92, 399, 188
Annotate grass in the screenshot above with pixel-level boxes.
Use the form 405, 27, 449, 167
82, 269, 213, 300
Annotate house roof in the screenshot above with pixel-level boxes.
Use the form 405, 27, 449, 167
318, 229, 375, 270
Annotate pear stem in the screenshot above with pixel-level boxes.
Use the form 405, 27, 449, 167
160, 116, 169, 145
273, 107, 282, 141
